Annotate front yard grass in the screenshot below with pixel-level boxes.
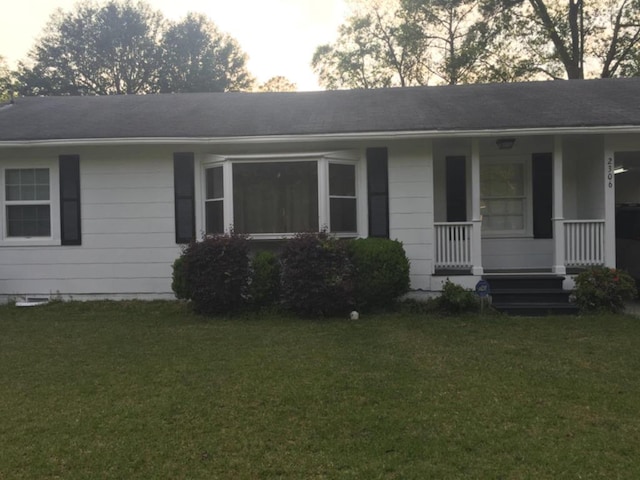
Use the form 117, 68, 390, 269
1, 301, 639, 479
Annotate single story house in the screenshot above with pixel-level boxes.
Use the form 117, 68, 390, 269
0, 78, 639, 303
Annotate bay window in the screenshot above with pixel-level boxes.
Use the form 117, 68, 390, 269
203, 153, 359, 237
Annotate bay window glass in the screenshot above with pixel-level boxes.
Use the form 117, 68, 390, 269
329, 163, 357, 232
233, 162, 318, 234
5, 168, 51, 237
480, 163, 525, 233
205, 166, 224, 234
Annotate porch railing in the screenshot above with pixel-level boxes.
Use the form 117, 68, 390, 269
434, 222, 473, 269
564, 219, 605, 267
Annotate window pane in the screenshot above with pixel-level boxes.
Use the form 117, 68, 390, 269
36, 185, 50, 201
5, 185, 19, 201
233, 162, 318, 234
205, 200, 224, 234
329, 163, 355, 196
5, 168, 50, 201
206, 167, 223, 200
481, 164, 524, 197
5, 169, 20, 185
6, 205, 51, 237
35, 168, 49, 184
330, 198, 357, 232
20, 169, 35, 184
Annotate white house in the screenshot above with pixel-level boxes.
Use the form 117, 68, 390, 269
0, 78, 639, 304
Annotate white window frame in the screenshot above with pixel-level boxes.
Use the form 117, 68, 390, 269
198, 151, 362, 239
0, 159, 61, 246
480, 156, 532, 238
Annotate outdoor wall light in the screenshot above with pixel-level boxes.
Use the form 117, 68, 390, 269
614, 167, 628, 174
496, 138, 516, 149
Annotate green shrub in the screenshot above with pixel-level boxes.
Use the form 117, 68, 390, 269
280, 231, 354, 317
347, 237, 410, 311
171, 255, 189, 300
573, 266, 637, 314
180, 232, 251, 315
436, 279, 480, 314
249, 251, 281, 308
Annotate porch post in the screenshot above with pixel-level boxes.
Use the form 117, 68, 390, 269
603, 138, 616, 268
552, 136, 566, 275
470, 139, 483, 275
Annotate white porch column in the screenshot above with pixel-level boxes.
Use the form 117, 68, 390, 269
470, 139, 483, 275
552, 135, 566, 274
603, 138, 616, 267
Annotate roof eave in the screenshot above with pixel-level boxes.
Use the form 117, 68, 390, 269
1, 125, 639, 148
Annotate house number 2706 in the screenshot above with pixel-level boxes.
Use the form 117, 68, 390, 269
607, 157, 614, 188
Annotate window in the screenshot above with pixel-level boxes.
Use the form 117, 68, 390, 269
480, 161, 527, 235
5, 168, 51, 237
202, 154, 359, 237
329, 163, 357, 233
233, 162, 318, 234
205, 166, 224, 234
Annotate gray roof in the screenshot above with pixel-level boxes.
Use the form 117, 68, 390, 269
2, 78, 640, 142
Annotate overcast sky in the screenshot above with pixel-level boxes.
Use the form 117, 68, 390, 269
0, 0, 350, 91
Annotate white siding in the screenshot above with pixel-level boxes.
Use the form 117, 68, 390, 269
0, 147, 181, 301
387, 141, 434, 290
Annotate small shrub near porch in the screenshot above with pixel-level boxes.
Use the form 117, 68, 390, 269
573, 266, 637, 314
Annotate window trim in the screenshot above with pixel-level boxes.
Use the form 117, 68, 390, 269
0, 159, 61, 246
480, 156, 532, 238
198, 151, 362, 239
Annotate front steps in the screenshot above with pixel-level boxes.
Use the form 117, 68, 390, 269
483, 275, 579, 316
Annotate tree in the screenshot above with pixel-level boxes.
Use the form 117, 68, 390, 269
17, 0, 254, 95
160, 13, 254, 93
402, 0, 507, 84
485, 0, 640, 79
312, 1, 431, 89
311, 0, 505, 88
0, 56, 13, 102
258, 76, 297, 92
18, 0, 163, 95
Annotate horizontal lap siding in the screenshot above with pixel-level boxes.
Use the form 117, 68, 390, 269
387, 142, 434, 290
0, 149, 181, 299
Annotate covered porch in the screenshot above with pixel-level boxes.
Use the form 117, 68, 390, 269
431, 134, 623, 279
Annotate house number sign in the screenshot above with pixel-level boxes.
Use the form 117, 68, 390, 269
607, 157, 614, 189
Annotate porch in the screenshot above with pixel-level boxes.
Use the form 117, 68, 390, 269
430, 134, 636, 278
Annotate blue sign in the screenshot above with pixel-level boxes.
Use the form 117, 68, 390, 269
475, 280, 490, 298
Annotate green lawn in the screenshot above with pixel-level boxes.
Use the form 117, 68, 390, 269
1, 301, 639, 479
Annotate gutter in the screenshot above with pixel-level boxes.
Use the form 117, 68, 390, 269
1, 125, 640, 148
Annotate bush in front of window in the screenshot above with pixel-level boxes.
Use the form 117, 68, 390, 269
280, 231, 355, 317
573, 266, 637, 314
347, 238, 410, 311
171, 255, 190, 300
249, 250, 281, 309
179, 232, 251, 315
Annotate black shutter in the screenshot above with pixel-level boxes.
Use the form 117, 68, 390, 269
174, 152, 195, 244
532, 152, 553, 239
59, 155, 81, 245
446, 156, 467, 222
367, 147, 389, 238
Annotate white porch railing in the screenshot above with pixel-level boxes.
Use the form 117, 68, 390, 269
434, 222, 473, 269
564, 220, 605, 267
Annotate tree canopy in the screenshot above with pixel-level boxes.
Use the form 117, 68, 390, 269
258, 76, 298, 92
0, 56, 13, 102
313, 0, 640, 88
16, 0, 254, 95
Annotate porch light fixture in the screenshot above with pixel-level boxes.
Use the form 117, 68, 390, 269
614, 167, 628, 174
496, 138, 516, 150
